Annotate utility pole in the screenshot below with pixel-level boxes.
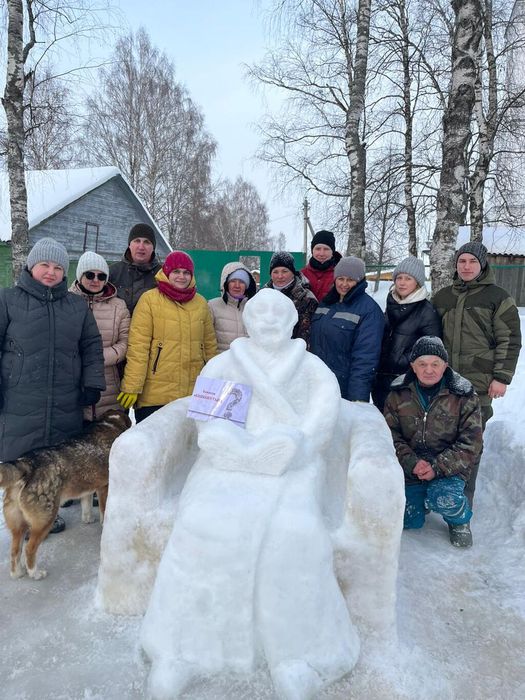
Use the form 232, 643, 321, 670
303, 197, 315, 264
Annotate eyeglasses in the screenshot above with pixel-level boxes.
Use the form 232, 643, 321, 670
84, 271, 107, 281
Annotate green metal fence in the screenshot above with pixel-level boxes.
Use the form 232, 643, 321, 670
0, 246, 307, 301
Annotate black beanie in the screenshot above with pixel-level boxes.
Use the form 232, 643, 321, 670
311, 230, 336, 253
409, 336, 449, 363
270, 251, 297, 274
128, 223, 156, 249
455, 241, 487, 270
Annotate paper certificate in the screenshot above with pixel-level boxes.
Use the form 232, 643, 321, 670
187, 376, 252, 427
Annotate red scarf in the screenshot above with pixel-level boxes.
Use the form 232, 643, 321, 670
157, 280, 197, 304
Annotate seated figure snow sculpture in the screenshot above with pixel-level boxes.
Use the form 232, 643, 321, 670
97, 289, 405, 700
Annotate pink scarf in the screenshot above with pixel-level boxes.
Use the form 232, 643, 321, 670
157, 280, 197, 304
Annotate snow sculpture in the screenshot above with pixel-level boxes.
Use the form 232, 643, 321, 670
97, 289, 405, 699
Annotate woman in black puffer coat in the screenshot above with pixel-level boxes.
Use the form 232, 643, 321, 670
0, 238, 105, 463
372, 256, 442, 412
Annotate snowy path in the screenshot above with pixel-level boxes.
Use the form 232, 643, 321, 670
1, 411, 523, 700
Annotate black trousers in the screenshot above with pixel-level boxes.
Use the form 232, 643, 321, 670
134, 405, 164, 424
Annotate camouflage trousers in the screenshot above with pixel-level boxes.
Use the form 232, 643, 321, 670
404, 476, 472, 529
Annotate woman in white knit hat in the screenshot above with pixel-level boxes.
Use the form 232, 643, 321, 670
372, 255, 442, 412
70, 251, 130, 420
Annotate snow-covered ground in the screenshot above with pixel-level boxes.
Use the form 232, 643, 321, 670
1, 306, 524, 700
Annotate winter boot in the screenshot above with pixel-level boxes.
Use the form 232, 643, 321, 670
448, 523, 472, 548
49, 515, 66, 534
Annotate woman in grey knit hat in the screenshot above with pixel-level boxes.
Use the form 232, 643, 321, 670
0, 238, 105, 534
372, 256, 442, 412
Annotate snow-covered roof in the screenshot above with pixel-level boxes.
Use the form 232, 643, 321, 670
0, 167, 170, 250
457, 225, 525, 256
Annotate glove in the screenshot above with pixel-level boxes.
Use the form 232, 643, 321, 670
117, 391, 138, 409
81, 387, 101, 406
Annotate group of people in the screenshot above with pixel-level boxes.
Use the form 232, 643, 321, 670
0, 224, 521, 547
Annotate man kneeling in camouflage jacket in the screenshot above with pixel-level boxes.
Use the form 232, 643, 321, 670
384, 336, 483, 548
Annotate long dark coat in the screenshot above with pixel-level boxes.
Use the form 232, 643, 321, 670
0, 270, 105, 461
372, 292, 442, 411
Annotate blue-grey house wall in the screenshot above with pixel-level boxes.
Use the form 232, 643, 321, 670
30, 176, 171, 263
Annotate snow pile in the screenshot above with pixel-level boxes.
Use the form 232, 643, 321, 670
0, 314, 524, 699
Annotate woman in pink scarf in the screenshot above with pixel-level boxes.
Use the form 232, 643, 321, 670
118, 251, 217, 423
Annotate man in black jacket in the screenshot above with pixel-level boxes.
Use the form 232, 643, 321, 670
109, 223, 162, 315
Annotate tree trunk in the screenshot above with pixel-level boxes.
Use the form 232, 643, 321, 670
469, 0, 496, 242
2, 0, 30, 282
399, 0, 417, 256
344, 0, 372, 259
430, 0, 483, 292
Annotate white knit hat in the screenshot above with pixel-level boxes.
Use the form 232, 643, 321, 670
76, 251, 109, 281
26, 237, 69, 273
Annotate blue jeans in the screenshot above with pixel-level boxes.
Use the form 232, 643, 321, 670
404, 476, 472, 529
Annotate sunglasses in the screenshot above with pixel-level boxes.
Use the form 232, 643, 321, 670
84, 271, 108, 281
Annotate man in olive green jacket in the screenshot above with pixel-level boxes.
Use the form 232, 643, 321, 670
432, 241, 521, 503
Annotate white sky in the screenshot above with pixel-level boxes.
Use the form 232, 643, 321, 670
115, 0, 306, 250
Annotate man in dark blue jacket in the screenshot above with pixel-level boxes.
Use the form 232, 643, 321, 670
310, 256, 384, 402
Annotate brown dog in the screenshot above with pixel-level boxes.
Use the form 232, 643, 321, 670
0, 410, 131, 580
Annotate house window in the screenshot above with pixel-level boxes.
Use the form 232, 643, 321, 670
84, 222, 100, 251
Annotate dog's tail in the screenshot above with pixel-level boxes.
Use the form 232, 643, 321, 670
0, 460, 30, 487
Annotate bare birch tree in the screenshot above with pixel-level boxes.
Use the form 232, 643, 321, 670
430, 0, 483, 292
82, 29, 217, 249
2, 0, 33, 281
209, 177, 272, 251
1, 0, 114, 280
24, 67, 79, 169
250, 0, 372, 257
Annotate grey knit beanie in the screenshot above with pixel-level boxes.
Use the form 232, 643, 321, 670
334, 256, 366, 282
76, 251, 109, 281
393, 256, 426, 287
26, 237, 69, 273
227, 269, 251, 287
270, 251, 297, 274
409, 336, 449, 363
455, 241, 488, 270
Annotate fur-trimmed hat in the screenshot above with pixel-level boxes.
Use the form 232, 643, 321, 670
455, 241, 488, 270
270, 251, 297, 274
393, 256, 426, 287
163, 251, 194, 277
26, 237, 69, 273
334, 256, 365, 282
409, 336, 449, 363
76, 251, 109, 281
311, 230, 336, 253
128, 223, 156, 248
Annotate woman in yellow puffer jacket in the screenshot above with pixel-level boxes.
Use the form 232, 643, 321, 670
118, 251, 217, 423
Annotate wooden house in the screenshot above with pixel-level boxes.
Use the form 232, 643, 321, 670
0, 167, 171, 285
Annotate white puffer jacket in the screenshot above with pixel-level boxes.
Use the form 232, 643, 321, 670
208, 262, 257, 352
